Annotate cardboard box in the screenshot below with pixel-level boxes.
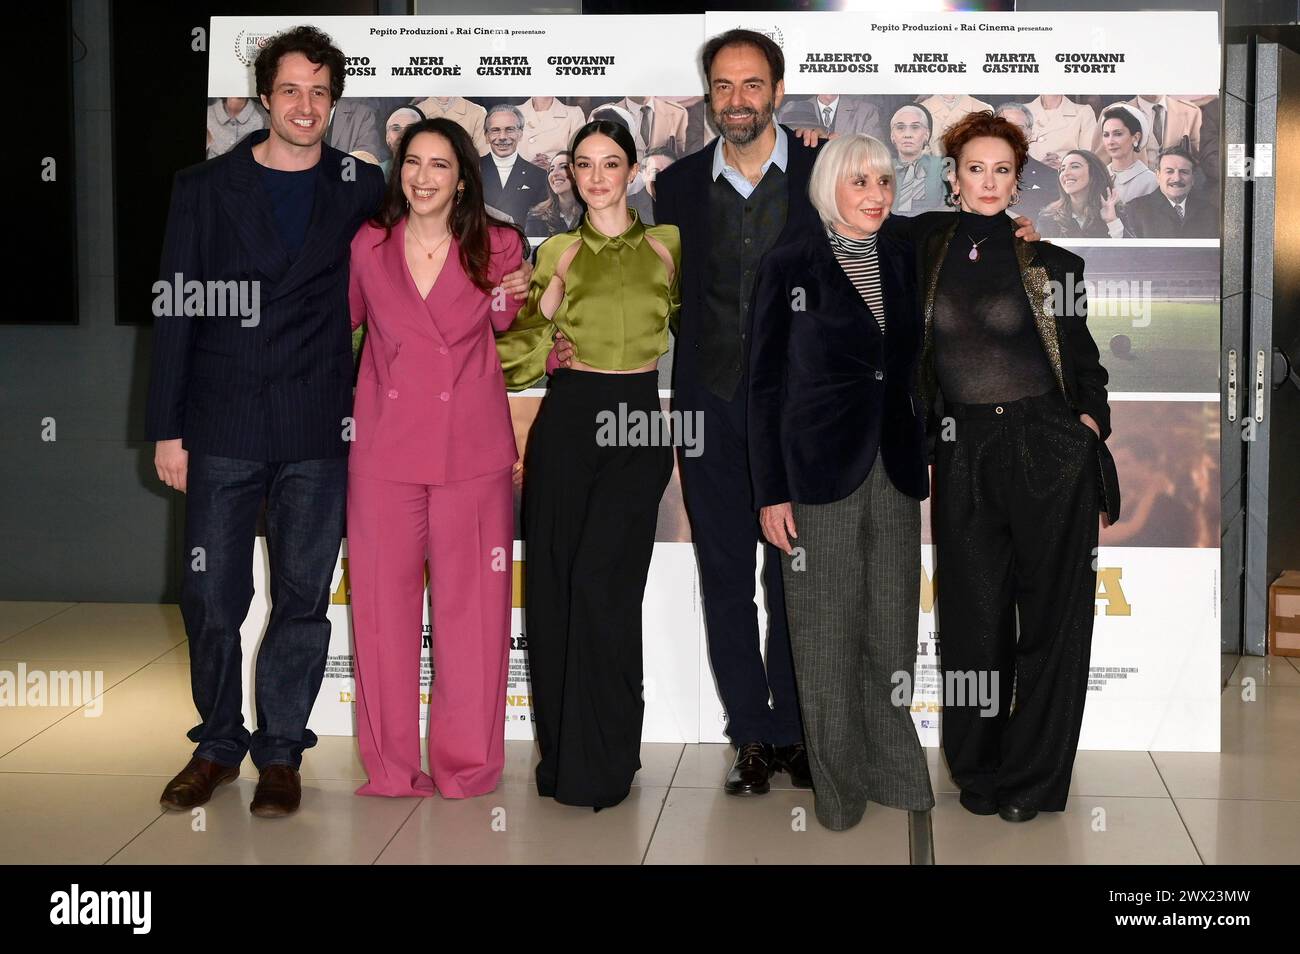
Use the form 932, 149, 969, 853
1269, 571, 1300, 657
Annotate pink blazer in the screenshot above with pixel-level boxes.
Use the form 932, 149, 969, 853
348, 219, 525, 485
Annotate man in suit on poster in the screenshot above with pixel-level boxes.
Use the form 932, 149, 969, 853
516, 95, 587, 167
778, 94, 884, 140
1122, 145, 1218, 238
590, 95, 690, 160
920, 92, 993, 156
479, 104, 548, 226
410, 95, 490, 156
994, 101, 1058, 222
326, 97, 383, 165
889, 104, 949, 215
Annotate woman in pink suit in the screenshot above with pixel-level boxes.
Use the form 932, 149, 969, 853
347, 117, 530, 798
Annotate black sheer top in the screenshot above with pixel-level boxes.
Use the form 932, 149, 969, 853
932, 210, 1056, 405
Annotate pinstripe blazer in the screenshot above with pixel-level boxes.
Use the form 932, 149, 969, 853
145, 128, 385, 461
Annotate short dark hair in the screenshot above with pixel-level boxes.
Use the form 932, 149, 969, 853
254, 25, 346, 104
701, 29, 784, 87
1101, 106, 1144, 147
1156, 143, 1197, 172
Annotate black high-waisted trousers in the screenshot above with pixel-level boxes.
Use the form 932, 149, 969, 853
932, 389, 1100, 812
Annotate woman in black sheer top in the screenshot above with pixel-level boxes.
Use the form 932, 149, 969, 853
919, 111, 1121, 823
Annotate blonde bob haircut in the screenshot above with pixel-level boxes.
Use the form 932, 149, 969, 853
807, 133, 896, 231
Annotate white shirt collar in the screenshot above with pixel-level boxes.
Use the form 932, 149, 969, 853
712, 122, 789, 183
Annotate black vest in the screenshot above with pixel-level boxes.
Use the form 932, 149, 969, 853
700, 168, 788, 401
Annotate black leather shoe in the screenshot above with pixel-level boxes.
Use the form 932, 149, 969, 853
998, 804, 1038, 823
959, 790, 998, 816
773, 743, 813, 789
724, 742, 774, 795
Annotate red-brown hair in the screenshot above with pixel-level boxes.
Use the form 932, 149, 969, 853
940, 110, 1030, 181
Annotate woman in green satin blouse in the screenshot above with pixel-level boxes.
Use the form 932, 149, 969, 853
496, 119, 680, 810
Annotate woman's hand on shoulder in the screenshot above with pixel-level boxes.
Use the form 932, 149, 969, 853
1009, 214, 1043, 243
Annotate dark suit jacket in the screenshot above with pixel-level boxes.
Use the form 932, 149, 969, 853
1015, 156, 1058, 223
653, 124, 824, 392
748, 227, 928, 508
480, 152, 547, 228
1122, 188, 1218, 238
918, 216, 1122, 522
145, 129, 385, 461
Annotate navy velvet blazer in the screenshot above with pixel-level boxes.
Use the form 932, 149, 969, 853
145, 129, 385, 461
747, 226, 928, 508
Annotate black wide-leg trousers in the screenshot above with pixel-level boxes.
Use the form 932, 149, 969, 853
932, 389, 1100, 812
523, 369, 673, 808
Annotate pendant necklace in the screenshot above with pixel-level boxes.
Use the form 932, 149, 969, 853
408, 226, 452, 260
966, 234, 991, 262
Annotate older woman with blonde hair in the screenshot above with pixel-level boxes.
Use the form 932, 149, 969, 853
747, 133, 935, 831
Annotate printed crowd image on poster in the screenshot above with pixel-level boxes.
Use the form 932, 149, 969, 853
210, 10, 1222, 751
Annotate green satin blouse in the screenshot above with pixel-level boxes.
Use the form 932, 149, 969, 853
496, 209, 681, 390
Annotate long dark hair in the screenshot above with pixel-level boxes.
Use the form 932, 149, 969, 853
528, 151, 582, 234
1044, 148, 1114, 226
371, 117, 524, 294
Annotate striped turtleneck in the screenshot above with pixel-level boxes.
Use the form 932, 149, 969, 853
827, 226, 885, 333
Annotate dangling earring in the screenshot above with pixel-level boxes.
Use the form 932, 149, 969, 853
455, 186, 464, 204
945, 190, 961, 208
1010, 191, 1020, 206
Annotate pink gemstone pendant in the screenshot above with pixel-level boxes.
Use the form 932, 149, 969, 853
968, 245, 980, 262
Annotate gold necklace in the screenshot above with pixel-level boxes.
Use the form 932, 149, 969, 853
407, 223, 452, 261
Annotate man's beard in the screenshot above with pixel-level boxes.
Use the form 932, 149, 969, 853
710, 99, 775, 146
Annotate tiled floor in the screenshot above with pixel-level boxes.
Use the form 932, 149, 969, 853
2, 601, 1298, 865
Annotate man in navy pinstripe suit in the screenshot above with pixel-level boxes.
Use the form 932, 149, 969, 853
146, 27, 387, 819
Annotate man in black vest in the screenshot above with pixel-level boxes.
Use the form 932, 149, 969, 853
1122, 144, 1218, 238
652, 30, 819, 794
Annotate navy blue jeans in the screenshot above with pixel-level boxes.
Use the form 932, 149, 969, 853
180, 453, 347, 770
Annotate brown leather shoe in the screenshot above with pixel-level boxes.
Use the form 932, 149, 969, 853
250, 764, 302, 818
159, 756, 240, 811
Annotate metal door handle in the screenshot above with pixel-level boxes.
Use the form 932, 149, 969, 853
1255, 349, 1267, 423
1227, 349, 1237, 422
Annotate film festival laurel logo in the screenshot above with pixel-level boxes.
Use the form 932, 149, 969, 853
742, 25, 784, 50
234, 30, 274, 68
